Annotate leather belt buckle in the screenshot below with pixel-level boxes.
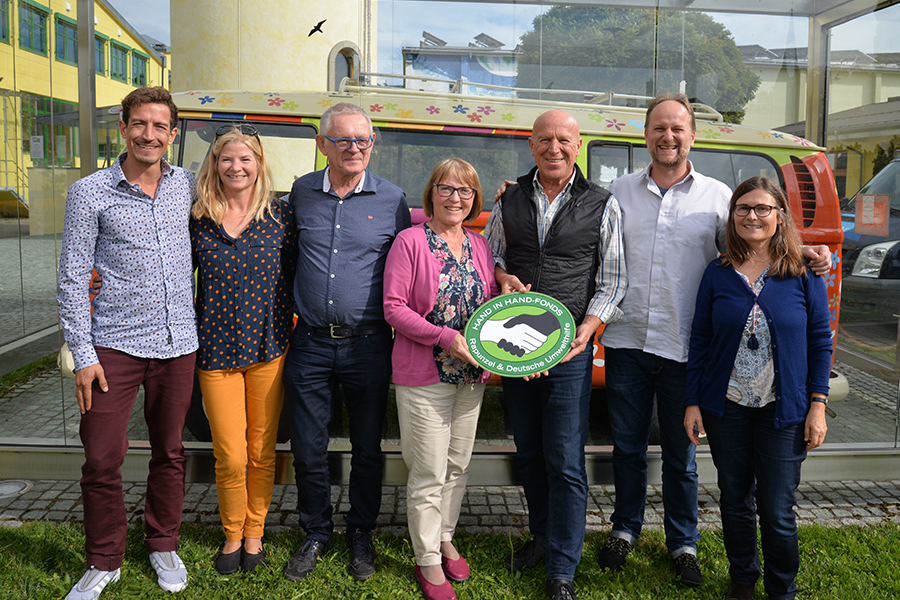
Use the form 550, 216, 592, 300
329, 325, 350, 339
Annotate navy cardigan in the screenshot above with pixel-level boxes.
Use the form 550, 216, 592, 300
685, 258, 832, 429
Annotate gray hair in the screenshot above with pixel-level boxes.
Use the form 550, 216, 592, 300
320, 102, 373, 137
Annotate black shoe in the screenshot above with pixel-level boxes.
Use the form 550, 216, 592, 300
504, 539, 545, 572
548, 579, 578, 600
284, 538, 326, 581
596, 537, 632, 572
674, 552, 704, 588
724, 581, 755, 600
347, 529, 377, 581
214, 544, 241, 575
241, 545, 266, 573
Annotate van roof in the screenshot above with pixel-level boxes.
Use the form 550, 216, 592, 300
173, 88, 824, 152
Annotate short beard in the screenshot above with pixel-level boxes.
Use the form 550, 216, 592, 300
652, 148, 689, 168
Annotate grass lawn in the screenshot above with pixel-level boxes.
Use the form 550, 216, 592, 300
2, 522, 899, 599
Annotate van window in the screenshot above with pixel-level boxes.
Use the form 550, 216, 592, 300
588, 142, 782, 191
177, 120, 318, 196
371, 128, 532, 209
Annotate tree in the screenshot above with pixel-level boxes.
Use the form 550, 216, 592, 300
873, 140, 897, 178
515, 7, 761, 123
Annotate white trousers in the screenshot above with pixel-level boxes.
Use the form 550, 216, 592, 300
396, 382, 485, 566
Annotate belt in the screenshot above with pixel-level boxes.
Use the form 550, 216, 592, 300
300, 319, 390, 339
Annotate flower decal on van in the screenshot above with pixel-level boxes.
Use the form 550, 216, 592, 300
426, 105, 440, 114
268, 98, 285, 107
588, 112, 604, 123
606, 119, 623, 131
628, 119, 644, 128
718, 126, 734, 134
282, 101, 299, 111
501, 113, 515, 122
370, 104, 383, 113
478, 106, 495, 115
395, 109, 413, 119
468, 113, 483, 123
199, 96, 215, 105
756, 131, 772, 139
216, 95, 234, 108
317, 99, 333, 108
383, 103, 398, 111
452, 104, 469, 114
700, 128, 720, 139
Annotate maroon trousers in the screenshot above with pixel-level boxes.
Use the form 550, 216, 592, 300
79, 347, 195, 570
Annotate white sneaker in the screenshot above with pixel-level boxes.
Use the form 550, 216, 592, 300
149, 551, 188, 593
64, 567, 120, 600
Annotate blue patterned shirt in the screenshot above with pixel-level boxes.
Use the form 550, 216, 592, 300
58, 154, 198, 370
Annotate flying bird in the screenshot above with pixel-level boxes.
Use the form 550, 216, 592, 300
603, 26, 625, 35
309, 19, 326, 37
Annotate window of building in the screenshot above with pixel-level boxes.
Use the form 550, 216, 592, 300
95, 35, 107, 76
132, 52, 148, 86
1, 0, 10, 44
55, 15, 77, 64
110, 43, 128, 82
19, 0, 48, 55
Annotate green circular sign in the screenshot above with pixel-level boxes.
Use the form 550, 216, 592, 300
464, 292, 576, 377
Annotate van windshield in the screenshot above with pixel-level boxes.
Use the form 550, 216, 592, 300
371, 128, 533, 210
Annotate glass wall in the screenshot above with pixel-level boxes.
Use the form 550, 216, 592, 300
3, 0, 899, 451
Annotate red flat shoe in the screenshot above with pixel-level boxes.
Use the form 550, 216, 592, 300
415, 566, 457, 600
441, 553, 470, 582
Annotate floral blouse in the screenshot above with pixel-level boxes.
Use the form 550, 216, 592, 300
726, 266, 776, 408
423, 224, 487, 385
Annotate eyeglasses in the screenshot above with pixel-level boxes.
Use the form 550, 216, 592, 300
322, 135, 374, 150
215, 124, 259, 138
735, 204, 777, 218
434, 184, 476, 200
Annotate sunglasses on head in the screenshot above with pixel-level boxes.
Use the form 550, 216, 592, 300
215, 124, 260, 138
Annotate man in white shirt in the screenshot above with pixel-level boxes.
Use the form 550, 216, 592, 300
597, 93, 831, 589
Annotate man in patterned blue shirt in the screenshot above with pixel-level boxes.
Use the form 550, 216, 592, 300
58, 87, 197, 600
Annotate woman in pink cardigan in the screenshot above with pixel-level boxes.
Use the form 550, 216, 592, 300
384, 158, 498, 600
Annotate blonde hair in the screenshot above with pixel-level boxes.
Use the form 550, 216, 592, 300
422, 158, 484, 222
192, 128, 275, 223
721, 176, 807, 279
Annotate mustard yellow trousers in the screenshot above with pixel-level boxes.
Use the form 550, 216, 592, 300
198, 353, 285, 541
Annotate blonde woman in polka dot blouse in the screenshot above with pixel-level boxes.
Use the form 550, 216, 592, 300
190, 125, 299, 574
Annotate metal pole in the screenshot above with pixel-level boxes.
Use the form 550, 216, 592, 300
77, 0, 97, 178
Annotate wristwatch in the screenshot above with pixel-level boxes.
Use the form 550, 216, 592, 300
811, 396, 828, 405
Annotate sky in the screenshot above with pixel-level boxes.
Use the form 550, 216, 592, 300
105, 0, 170, 45
101, 0, 900, 59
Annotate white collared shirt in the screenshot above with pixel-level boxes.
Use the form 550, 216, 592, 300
600, 161, 731, 362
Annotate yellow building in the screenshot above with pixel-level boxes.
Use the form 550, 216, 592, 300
1, 0, 169, 227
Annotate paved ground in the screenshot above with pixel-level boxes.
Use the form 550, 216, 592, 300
2, 479, 899, 535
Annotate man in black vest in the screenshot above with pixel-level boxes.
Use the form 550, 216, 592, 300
484, 110, 627, 600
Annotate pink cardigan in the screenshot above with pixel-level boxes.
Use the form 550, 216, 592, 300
384, 224, 498, 386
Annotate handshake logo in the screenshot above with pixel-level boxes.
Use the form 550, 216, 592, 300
482, 312, 561, 357
465, 292, 575, 377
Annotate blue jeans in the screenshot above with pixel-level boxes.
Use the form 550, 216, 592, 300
283, 323, 392, 544
704, 402, 806, 600
605, 348, 699, 553
502, 348, 592, 581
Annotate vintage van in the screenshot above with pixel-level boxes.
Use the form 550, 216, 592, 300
171, 82, 844, 398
